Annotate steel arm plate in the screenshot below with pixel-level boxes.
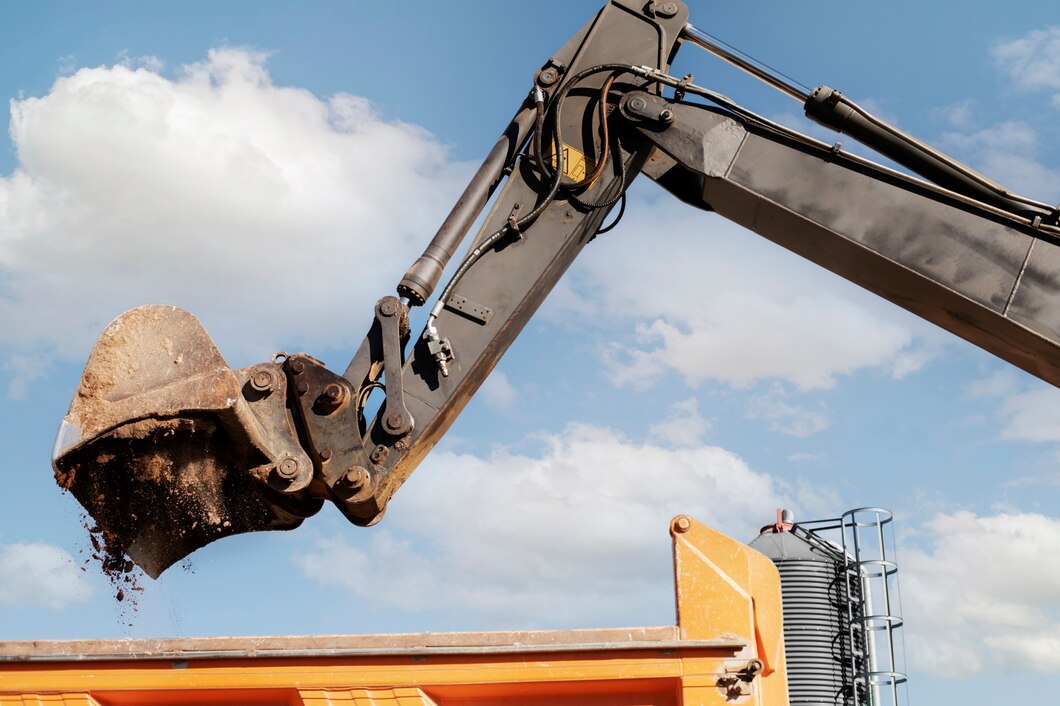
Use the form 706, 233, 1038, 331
343, 1, 688, 524
635, 95, 1060, 385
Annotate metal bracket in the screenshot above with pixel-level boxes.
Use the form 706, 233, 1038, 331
424, 323, 454, 377
506, 202, 524, 237
620, 92, 675, 126
716, 658, 763, 699
445, 293, 494, 325
674, 72, 693, 102
284, 354, 377, 516
237, 362, 314, 493
645, 1, 679, 18
536, 59, 565, 87
375, 297, 413, 438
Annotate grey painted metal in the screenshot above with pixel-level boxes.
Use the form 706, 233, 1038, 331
354, 1, 689, 523
751, 528, 863, 705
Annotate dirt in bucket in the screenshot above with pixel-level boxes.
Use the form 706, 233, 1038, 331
56, 414, 280, 583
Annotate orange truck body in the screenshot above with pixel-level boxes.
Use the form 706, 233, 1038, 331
0, 516, 788, 706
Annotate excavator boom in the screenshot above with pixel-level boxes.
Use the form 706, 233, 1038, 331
53, 0, 1060, 577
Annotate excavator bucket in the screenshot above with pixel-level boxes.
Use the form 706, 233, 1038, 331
52, 305, 322, 578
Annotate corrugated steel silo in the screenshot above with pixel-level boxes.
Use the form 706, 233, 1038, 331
750, 511, 866, 706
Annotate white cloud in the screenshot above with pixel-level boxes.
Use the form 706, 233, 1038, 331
889, 344, 940, 379
0, 541, 91, 609
296, 422, 795, 627
0, 48, 469, 369
932, 100, 978, 130
56, 54, 78, 76
966, 368, 1020, 399
648, 398, 712, 446
999, 386, 1060, 442
115, 50, 164, 73
966, 371, 1060, 444
479, 370, 518, 412
902, 511, 1060, 676
940, 121, 1060, 203
992, 27, 1060, 94
2, 352, 51, 399
746, 384, 828, 438
944, 120, 1038, 155
565, 194, 929, 391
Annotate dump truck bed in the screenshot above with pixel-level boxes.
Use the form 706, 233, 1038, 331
2, 626, 708, 661
0, 518, 789, 705
0, 628, 744, 706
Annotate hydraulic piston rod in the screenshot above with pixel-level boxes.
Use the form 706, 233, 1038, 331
397, 103, 537, 306
681, 23, 810, 103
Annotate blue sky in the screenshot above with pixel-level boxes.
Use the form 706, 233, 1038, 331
2, 1, 1060, 703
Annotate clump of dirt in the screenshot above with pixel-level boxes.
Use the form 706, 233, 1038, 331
56, 414, 282, 581
78, 514, 145, 609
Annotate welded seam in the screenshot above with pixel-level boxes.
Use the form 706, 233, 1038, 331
1003, 238, 1035, 316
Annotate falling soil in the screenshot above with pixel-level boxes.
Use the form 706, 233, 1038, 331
56, 414, 283, 582
76, 514, 144, 609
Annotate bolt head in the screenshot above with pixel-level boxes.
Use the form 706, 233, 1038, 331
659, 108, 675, 123
342, 467, 369, 491
296, 381, 309, 395
656, 2, 678, 17
539, 68, 559, 86
380, 300, 397, 316
291, 360, 305, 374
370, 445, 389, 464
319, 448, 332, 461
386, 413, 404, 430
276, 457, 301, 480
316, 382, 348, 413
674, 516, 691, 533
629, 97, 647, 112
250, 369, 275, 392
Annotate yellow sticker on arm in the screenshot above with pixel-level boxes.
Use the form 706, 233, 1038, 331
549, 143, 598, 188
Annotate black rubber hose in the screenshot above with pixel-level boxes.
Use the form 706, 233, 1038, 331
432, 63, 643, 314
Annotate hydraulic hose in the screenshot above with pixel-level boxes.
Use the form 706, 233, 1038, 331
430, 63, 642, 322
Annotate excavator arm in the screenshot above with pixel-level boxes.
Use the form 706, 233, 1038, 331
52, 0, 1060, 577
